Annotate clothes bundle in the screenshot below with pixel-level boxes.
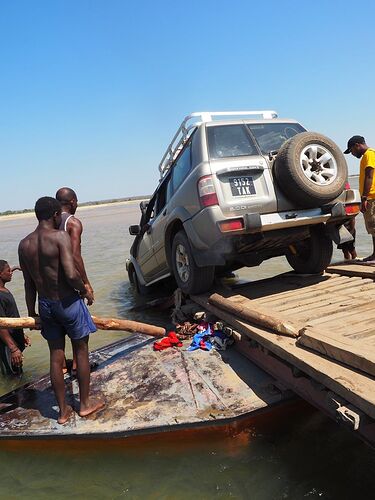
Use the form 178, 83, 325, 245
153, 331, 183, 351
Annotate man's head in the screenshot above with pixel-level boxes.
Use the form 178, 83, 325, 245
344, 135, 368, 158
56, 187, 78, 215
34, 197, 62, 229
0, 260, 12, 284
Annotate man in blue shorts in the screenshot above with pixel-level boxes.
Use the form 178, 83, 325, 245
18, 197, 104, 424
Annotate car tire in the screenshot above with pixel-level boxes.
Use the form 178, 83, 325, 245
286, 225, 333, 274
130, 266, 150, 296
171, 231, 215, 294
274, 132, 347, 208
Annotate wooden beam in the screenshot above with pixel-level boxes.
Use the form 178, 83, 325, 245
0, 316, 165, 337
206, 292, 301, 338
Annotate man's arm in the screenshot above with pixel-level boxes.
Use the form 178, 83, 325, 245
58, 232, 93, 302
68, 218, 93, 295
18, 246, 37, 317
0, 303, 23, 367
361, 167, 374, 212
0, 329, 23, 367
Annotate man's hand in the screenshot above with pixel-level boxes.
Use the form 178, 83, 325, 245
24, 335, 31, 347
11, 348, 23, 368
361, 199, 368, 213
81, 285, 94, 306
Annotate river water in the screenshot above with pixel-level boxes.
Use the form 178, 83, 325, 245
1, 177, 375, 499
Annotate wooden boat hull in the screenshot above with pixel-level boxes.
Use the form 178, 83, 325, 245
0, 334, 292, 440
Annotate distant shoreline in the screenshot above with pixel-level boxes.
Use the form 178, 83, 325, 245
0, 196, 150, 221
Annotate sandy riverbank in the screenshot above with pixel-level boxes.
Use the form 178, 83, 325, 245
0, 198, 145, 222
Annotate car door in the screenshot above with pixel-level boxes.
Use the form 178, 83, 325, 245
136, 196, 159, 282
147, 176, 171, 277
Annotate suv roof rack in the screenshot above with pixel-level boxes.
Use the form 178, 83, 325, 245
158, 110, 278, 177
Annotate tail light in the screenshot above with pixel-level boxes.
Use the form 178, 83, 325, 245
219, 218, 244, 232
198, 175, 218, 207
345, 203, 360, 215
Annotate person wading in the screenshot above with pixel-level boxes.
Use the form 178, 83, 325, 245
344, 136, 375, 261
0, 261, 30, 375
56, 187, 94, 375
18, 197, 104, 424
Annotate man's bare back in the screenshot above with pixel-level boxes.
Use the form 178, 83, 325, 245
19, 227, 85, 301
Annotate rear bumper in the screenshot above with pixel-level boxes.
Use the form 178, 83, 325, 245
185, 193, 361, 266
252, 204, 357, 233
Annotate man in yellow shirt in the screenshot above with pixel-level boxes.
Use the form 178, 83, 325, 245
344, 135, 375, 261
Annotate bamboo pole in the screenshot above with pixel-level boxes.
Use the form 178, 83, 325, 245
0, 316, 165, 338
207, 293, 301, 338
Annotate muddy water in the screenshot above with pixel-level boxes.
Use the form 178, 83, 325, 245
1, 178, 375, 499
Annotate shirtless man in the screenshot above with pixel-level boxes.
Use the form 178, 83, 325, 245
55, 187, 94, 301
56, 187, 94, 374
18, 197, 104, 424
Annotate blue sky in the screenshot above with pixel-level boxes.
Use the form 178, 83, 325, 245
0, 0, 374, 211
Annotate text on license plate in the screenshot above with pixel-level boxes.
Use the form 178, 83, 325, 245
229, 176, 256, 196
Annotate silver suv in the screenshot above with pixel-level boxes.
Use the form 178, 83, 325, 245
127, 111, 360, 295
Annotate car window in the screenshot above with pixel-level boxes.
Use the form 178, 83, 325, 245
207, 125, 258, 159
247, 123, 305, 154
154, 178, 170, 217
171, 143, 191, 193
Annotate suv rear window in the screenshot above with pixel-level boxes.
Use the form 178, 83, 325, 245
207, 125, 257, 159
247, 123, 305, 154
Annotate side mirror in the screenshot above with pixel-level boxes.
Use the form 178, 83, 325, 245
129, 225, 141, 235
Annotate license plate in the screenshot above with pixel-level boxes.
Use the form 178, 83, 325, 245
229, 176, 256, 196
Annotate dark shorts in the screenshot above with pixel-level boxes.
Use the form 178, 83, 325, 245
39, 294, 97, 342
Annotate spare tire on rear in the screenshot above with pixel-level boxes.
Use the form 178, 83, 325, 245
274, 132, 347, 208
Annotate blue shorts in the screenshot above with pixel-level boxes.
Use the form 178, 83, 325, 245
39, 294, 97, 342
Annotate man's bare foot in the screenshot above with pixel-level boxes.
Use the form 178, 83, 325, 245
79, 398, 105, 418
58, 405, 74, 425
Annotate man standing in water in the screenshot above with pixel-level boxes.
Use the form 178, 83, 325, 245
0, 261, 29, 374
55, 187, 94, 302
56, 187, 94, 375
344, 135, 375, 261
18, 197, 104, 424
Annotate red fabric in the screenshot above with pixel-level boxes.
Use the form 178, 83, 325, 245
153, 331, 183, 351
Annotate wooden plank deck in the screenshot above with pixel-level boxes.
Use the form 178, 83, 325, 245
192, 266, 375, 422
0, 334, 289, 439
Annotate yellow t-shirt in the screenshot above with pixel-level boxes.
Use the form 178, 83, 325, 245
359, 148, 375, 198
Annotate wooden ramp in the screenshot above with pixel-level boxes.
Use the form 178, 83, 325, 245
327, 261, 375, 279
0, 334, 290, 439
192, 267, 375, 435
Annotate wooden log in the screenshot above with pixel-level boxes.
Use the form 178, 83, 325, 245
91, 316, 165, 337
206, 293, 301, 338
0, 316, 165, 338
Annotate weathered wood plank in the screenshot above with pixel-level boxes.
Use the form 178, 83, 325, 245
270, 279, 375, 312
327, 263, 375, 279
309, 301, 375, 327
233, 273, 337, 302
253, 277, 356, 305
297, 326, 375, 377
